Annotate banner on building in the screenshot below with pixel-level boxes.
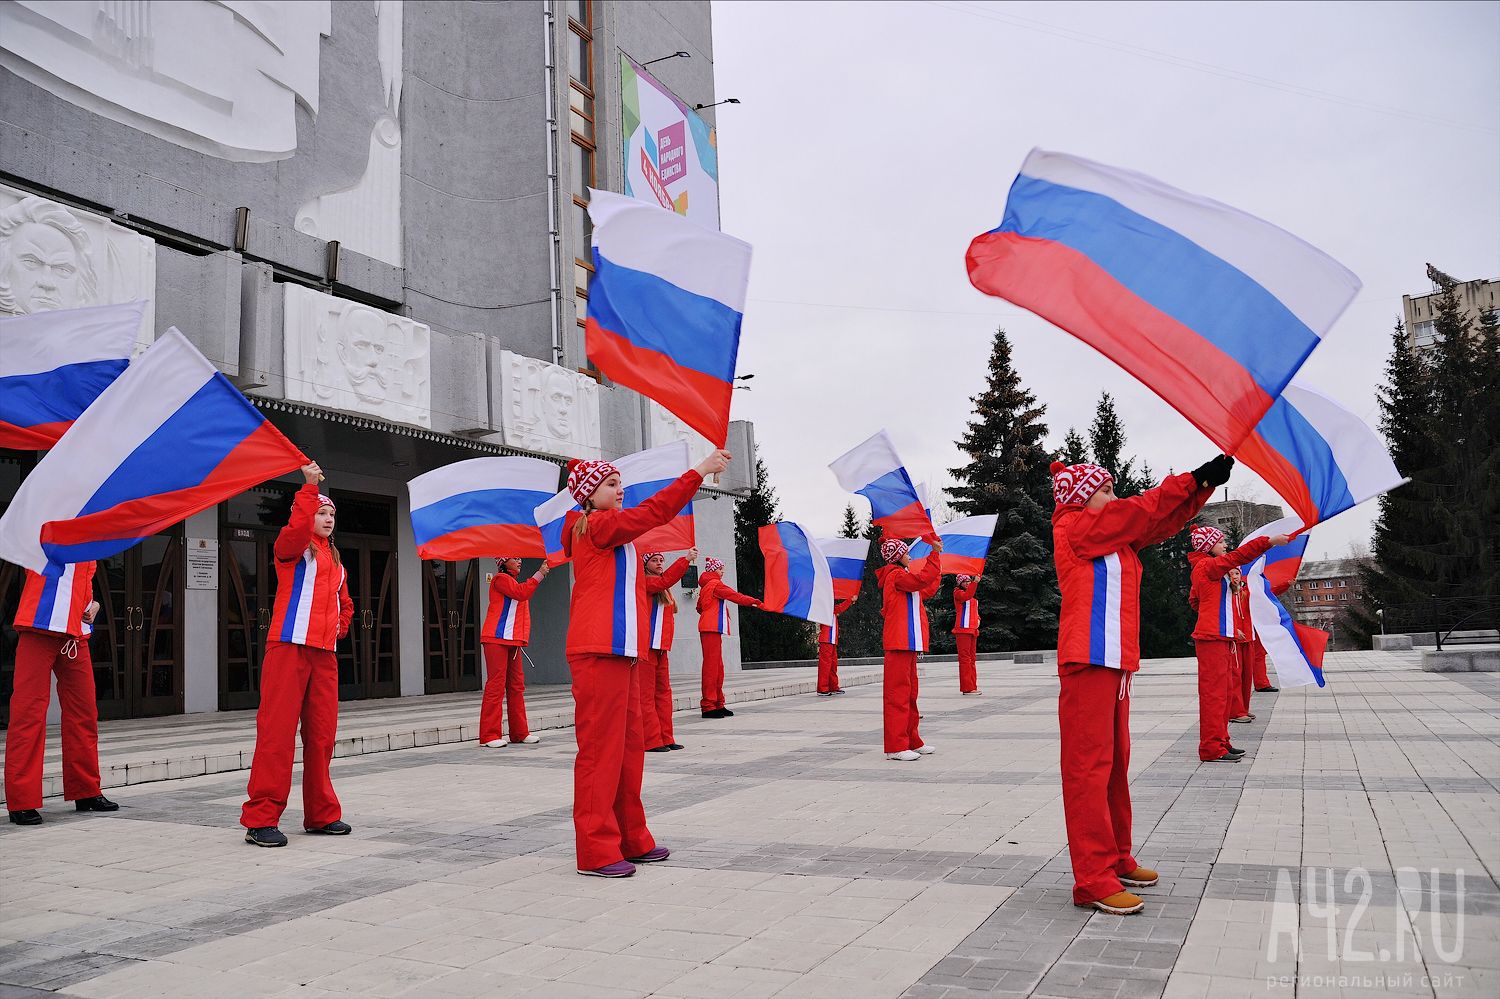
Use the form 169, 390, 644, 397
620, 55, 719, 228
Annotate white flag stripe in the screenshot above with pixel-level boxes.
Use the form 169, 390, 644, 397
587, 189, 752, 310
1280, 381, 1405, 505
813, 537, 870, 563
0, 301, 145, 378
940, 514, 1000, 538
407, 456, 559, 510
614, 440, 692, 484
1246, 554, 1320, 688
828, 429, 906, 492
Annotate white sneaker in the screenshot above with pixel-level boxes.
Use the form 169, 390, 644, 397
518, 734, 540, 744
481, 738, 508, 748
886, 750, 920, 762
914, 744, 935, 755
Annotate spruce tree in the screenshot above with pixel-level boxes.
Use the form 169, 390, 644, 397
1135, 460, 1195, 658
1087, 393, 1139, 492
733, 448, 815, 661
1060, 428, 1089, 465
945, 328, 1059, 651
832, 516, 887, 658
838, 504, 860, 540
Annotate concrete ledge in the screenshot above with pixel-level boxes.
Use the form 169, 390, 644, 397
743, 652, 1015, 670
1373, 634, 1414, 651
1422, 646, 1500, 673
1014, 651, 1047, 664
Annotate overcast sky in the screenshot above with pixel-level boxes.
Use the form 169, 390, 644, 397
710, 0, 1500, 560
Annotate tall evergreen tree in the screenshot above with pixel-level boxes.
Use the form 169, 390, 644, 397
945, 328, 1059, 651
833, 515, 887, 658
1135, 460, 1195, 658
1087, 393, 1139, 492
733, 448, 815, 661
1060, 427, 1089, 465
838, 504, 860, 540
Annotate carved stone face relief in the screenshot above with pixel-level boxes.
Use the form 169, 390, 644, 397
497, 350, 601, 459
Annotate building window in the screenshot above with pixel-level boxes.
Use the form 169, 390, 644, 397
568, 1, 596, 335
1413, 320, 1438, 348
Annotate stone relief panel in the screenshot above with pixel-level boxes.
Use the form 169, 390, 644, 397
496, 350, 602, 459
647, 400, 714, 466
0, 184, 156, 353
0, 1, 331, 162
283, 284, 431, 428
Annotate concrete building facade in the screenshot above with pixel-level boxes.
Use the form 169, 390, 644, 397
0, 1, 751, 722
1403, 277, 1500, 352
1288, 557, 1370, 636
1195, 496, 1285, 543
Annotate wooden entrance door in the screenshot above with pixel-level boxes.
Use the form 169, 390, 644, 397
219, 525, 276, 711
338, 538, 400, 701
423, 559, 482, 694
90, 530, 186, 720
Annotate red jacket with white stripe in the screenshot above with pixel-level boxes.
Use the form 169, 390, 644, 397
482, 570, 541, 647
265, 483, 354, 652
817, 598, 856, 646
877, 557, 941, 652
1187, 538, 1271, 642
952, 578, 980, 635
14, 563, 96, 638
695, 570, 759, 635
1053, 472, 1213, 675
645, 557, 690, 652
562, 470, 701, 659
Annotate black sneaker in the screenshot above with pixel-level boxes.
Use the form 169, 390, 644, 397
646, 746, 671, 753
832, 689, 847, 695
306, 820, 351, 835
1204, 753, 1242, 763
702, 708, 728, 719
75, 795, 119, 812
1226, 748, 1247, 758
817, 691, 834, 697
666, 743, 685, 750
1256, 686, 1279, 693
245, 826, 288, 847
8, 809, 42, 826
721, 707, 734, 717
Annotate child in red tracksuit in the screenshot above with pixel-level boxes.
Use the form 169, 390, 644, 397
563, 449, 730, 878
642, 548, 695, 752
5, 563, 117, 825
1186, 526, 1288, 763
952, 575, 981, 695
241, 462, 354, 848
1230, 573, 1259, 723
816, 598, 856, 696
876, 536, 942, 760
479, 557, 550, 748
1051, 457, 1224, 914
695, 557, 760, 718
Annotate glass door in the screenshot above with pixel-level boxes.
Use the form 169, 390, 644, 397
423, 558, 482, 694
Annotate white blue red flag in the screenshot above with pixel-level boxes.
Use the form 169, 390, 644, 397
813, 536, 870, 601
585, 189, 752, 446
1237, 379, 1405, 533
0, 301, 144, 450
532, 441, 695, 566
0, 329, 307, 574
907, 514, 998, 576
967, 149, 1361, 453
407, 456, 560, 560
758, 521, 834, 627
828, 430, 935, 540
1245, 517, 1328, 688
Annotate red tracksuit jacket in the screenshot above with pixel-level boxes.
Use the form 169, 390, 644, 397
1053, 472, 1213, 674
15, 563, 95, 638
482, 571, 540, 647
952, 579, 980, 635
1187, 538, 1271, 641
562, 470, 702, 658
877, 557, 941, 652
265, 483, 354, 650
818, 598, 856, 646
646, 557, 690, 651
696, 571, 758, 635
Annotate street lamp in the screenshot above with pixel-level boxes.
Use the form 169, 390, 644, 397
642, 51, 690, 67
694, 98, 741, 111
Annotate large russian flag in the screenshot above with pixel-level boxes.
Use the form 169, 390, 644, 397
0, 301, 144, 450
585, 189, 752, 446
907, 514, 998, 576
407, 456, 560, 560
0, 329, 307, 574
532, 441, 695, 566
813, 536, 870, 601
1237, 380, 1405, 533
828, 430, 935, 539
967, 149, 1361, 453
1245, 517, 1327, 688
759, 521, 835, 627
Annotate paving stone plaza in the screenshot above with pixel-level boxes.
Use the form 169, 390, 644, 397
1, 651, 1496, 999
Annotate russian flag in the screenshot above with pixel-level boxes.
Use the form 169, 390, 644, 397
585, 189, 752, 446
533, 487, 579, 567
0, 302, 144, 450
813, 536, 870, 601
1245, 517, 1327, 688
907, 514, 998, 576
532, 441, 696, 566
407, 456, 560, 561
758, 521, 835, 627
967, 149, 1361, 453
0, 329, 307, 574
1236, 379, 1406, 533
828, 430, 935, 539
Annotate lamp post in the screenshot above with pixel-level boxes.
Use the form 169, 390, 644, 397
641, 51, 690, 67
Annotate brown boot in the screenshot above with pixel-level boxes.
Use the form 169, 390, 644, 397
1080, 891, 1144, 914
1120, 867, 1158, 887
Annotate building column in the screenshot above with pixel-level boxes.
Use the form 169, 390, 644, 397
182, 508, 220, 713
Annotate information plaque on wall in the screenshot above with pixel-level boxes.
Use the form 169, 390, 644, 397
186, 538, 219, 590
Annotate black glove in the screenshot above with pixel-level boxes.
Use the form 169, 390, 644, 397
1191, 454, 1234, 489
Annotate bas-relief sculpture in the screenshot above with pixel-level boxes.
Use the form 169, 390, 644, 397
497, 350, 602, 460
0, 184, 156, 353
0, 0, 331, 162
283, 283, 431, 428
648, 401, 713, 465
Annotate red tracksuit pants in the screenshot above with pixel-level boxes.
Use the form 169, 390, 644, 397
480, 645, 530, 742
638, 649, 675, 750
699, 632, 725, 711
1251, 639, 1271, 689
4, 631, 102, 811
956, 633, 978, 692
882, 651, 923, 753
241, 643, 342, 830
1059, 664, 1138, 905
571, 653, 655, 870
1196, 639, 1236, 760
817, 643, 841, 694
1232, 641, 1255, 718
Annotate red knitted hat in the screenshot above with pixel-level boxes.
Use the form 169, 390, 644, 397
1190, 525, 1226, 553
567, 458, 620, 505
1050, 461, 1112, 506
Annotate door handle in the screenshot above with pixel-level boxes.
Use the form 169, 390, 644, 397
362, 608, 373, 630
125, 605, 135, 632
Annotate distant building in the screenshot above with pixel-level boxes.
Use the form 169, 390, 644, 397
1196, 495, 1285, 543
1288, 558, 1371, 635
1403, 277, 1500, 353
